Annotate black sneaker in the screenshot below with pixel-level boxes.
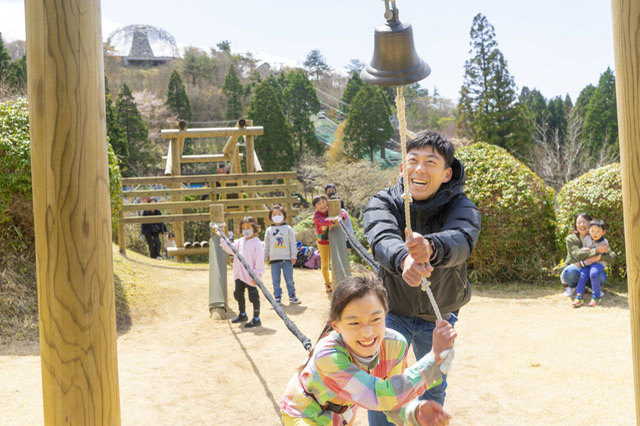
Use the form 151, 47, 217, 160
231, 313, 248, 323
289, 296, 301, 305
275, 296, 282, 304
244, 318, 261, 328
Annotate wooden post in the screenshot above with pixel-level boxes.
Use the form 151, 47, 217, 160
170, 125, 185, 262
245, 119, 255, 173
25, 0, 121, 424
611, 1, 640, 422
209, 204, 228, 319
118, 209, 126, 254
328, 199, 350, 285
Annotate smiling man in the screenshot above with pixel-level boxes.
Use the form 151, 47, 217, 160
364, 131, 481, 425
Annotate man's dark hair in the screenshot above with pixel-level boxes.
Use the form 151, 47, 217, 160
590, 219, 606, 231
406, 130, 455, 168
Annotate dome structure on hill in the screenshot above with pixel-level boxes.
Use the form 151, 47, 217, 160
106, 24, 179, 66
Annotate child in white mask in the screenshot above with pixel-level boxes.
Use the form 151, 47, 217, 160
264, 205, 301, 305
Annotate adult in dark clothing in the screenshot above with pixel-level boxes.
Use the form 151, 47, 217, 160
141, 197, 167, 259
364, 131, 481, 425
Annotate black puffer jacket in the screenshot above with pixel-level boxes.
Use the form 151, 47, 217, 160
363, 158, 481, 321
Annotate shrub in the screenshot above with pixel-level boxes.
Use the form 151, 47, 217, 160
556, 163, 624, 279
457, 142, 558, 282
293, 215, 317, 248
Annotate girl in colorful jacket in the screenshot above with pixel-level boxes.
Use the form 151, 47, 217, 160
281, 276, 455, 425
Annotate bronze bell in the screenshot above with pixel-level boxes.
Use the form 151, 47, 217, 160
361, 2, 430, 87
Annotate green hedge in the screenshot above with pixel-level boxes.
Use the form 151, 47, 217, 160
556, 163, 624, 279
457, 143, 558, 282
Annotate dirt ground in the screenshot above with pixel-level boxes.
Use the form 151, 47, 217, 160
1, 249, 635, 425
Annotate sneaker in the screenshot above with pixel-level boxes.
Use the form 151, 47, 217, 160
274, 296, 282, 304
563, 287, 575, 297
244, 318, 261, 328
600, 290, 605, 298
231, 313, 248, 323
589, 298, 601, 307
289, 296, 301, 305
572, 296, 584, 308
325, 284, 333, 294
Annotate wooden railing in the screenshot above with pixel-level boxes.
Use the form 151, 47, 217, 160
117, 171, 300, 256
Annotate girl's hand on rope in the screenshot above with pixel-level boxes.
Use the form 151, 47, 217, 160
415, 400, 451, 426
432, 320, 456, 364
405, 229, 433, 264
401, 254, 432, 287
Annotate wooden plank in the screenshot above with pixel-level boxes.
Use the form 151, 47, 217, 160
122, 183, 297, 198
122, 171, 297, 186
612, 0, 640, 420
120, 208, 298, 224
122, 196, 296, 211
167, 246, 209, 256
160, 126, 264, 139
25, 0, 121, 423
160, 154, 240, 163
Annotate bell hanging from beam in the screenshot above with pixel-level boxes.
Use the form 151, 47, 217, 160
361, 0, 430, 87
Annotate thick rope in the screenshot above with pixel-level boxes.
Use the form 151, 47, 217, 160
211, 224, 313, 352
337, 218, 380, 275
395, 86, 442, 321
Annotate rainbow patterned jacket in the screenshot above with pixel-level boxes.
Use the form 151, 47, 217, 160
280, 329, 443, 425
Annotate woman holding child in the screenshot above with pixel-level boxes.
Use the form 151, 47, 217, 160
560, 213, 614, 297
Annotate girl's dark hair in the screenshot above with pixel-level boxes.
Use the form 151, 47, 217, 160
573, 213, 592, 233
239, 216, 260, 233
268, 204, 287, 221
299, 275, 388, 371
312, 194, 328, 207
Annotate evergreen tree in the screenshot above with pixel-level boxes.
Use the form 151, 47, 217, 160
343, 84, 393, 162
456, 14, 531, 157
0, 33, 10, 80
105, 77, 128, 172
217, 40, 231, 53
344, 59, 365, 75
7, 55, 27, 92
283, 70, 322, 155
116, 84, 150, 176
181, 47, 214, 86
341, 72, 364, 114
303, 49, 331, 81
583, 68, 618, 155
547, 96, 568, 143
520, 87, 547, 130
222, 65, 243, 120
572, 84, 596, 123
166, 70, 192, 121
247, 78, 295, 171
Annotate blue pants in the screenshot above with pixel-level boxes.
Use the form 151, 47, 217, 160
561, 264, 607, 289
367, 312, 458, 426
270, 260, 296, 299
576, 263, 605, 298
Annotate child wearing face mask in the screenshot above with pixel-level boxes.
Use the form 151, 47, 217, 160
264, 205, 301, 305
216, 216, 265, 328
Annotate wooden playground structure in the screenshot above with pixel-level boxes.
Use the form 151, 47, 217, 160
117, 120, 300, 261
22, 0, 640, 424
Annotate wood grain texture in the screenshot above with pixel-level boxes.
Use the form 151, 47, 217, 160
25, 0, 121, 424
611, 0, 640, 422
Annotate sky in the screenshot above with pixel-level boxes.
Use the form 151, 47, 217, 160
0, 0, 615, 103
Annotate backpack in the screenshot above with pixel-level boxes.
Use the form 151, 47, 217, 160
294, 246, 311, 268
304, 249, 321, 269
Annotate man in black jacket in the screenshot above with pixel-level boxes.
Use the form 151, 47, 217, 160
365, 131, 481, 425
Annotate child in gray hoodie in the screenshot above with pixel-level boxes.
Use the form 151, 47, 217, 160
264, 205, 301, 305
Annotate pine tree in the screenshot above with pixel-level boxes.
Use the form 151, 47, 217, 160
105, 77, 128, 173
583, 68, 618, 155
343, 84, 393, 162
341, 72, 364, 114
222, 65, 243, 120
283, 69, 322, 155
456, 14, 531, 157
166, 70, 192, 121
247, 78, 295, 171
7, 55, 26, 92
303, 49, 331, 81
0, 33, 11, 80
116, 84, 150, 176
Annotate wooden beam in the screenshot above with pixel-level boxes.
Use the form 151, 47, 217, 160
120, 209, 298, 224
167, 246, 209, 256
121, 183, 297, 199
611, 1, 640, 422
161, 154, 241, 163
160, 126, 264, 139
25, 0, 121, 423
122, 196, 296, 211
121, 171, 297, 186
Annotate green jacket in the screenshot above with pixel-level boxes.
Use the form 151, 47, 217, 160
563, 233, 615, 267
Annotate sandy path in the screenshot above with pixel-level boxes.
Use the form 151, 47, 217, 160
0, 252, 635, 425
